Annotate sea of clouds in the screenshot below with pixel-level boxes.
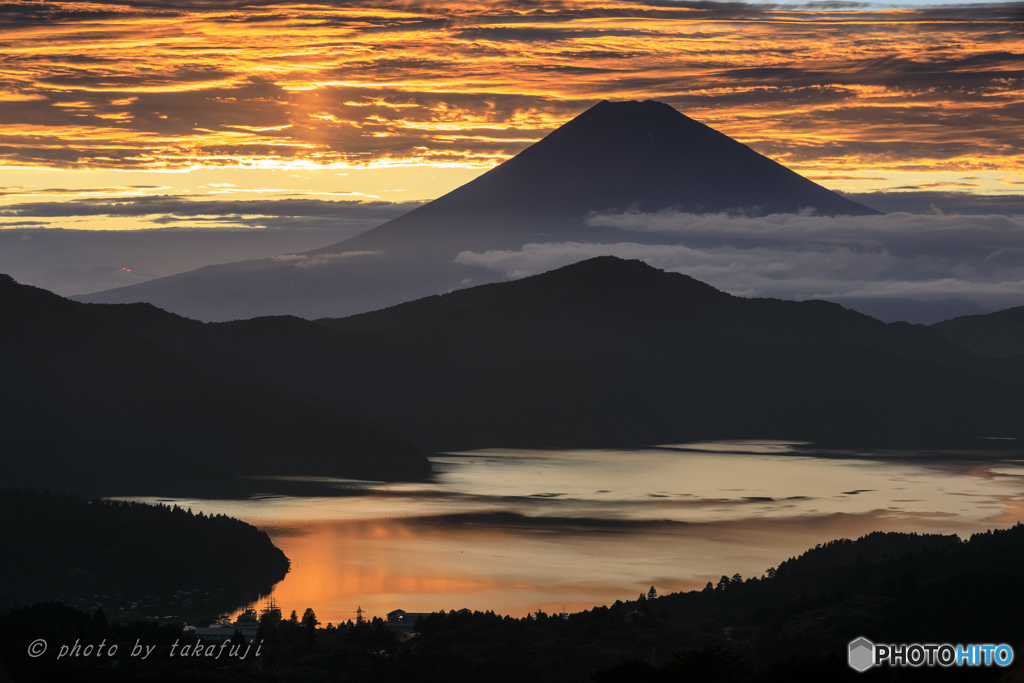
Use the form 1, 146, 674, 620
456, 210, 1024, 323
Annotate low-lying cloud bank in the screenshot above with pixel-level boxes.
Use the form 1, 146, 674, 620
0, 198, 424, 293
0, 196, 424, 226
456, 210, 1024, 323
586, 208, 1024, 249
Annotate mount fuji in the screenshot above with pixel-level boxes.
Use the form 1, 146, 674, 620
78, 100, 879, 321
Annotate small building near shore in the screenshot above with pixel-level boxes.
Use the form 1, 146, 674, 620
184, 620, 260, 643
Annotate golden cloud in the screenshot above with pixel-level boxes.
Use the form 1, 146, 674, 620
0, 0, 1020, 186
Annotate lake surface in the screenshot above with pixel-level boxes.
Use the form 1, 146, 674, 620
124, 441, 1024, 625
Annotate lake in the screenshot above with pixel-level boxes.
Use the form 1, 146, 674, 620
123, 441, 1024, 625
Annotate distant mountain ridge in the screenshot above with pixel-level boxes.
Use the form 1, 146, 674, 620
51, 257, 1024, 460
77, 100, 880, 322
931, 305, 1024, 358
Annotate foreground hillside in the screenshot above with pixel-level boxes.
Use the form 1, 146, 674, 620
0, 488, 289, 621
4, 525, 1023, 682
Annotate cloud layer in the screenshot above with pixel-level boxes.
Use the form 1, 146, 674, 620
0, 198, 422, 290
1, 0, 1021, 194
0, 195, 423, 229
456, 209, 1024, 321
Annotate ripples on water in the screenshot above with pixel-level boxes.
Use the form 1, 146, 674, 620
122, 441, 1024, 624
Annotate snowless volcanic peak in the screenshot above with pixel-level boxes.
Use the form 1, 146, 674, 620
349, 99, 879, 230
546, 99, 880, 217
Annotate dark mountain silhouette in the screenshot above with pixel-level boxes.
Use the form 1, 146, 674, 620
331, 99, 878, 255
931, 305, 1024, 358
0, 274, 429, 497
77, 100, 880, 321
68, 257, 1024, 452
312, 257, 1023, 448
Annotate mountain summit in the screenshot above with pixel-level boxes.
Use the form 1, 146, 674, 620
345, 99, 876, 248
79, 100, 880, 321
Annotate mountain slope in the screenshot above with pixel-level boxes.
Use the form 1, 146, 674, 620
333, 99, 878, 256
306, 257, 1022, 448
0, 275, 429, 496
77, 100, 880, 322
931, 305, 1024, 358
75, 257, 1024, 451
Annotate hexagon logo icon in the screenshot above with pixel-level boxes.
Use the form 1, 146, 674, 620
848, 637, 875, 672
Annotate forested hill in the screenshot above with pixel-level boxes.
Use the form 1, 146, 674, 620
641, 525, 1024, 671
5, 524, 1024, 681
931, 305, 1024, 358
77, 257, 1024, 451
0, 488, 289, 621
0, 274, 429, 497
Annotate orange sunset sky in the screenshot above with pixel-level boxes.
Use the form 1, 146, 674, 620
1, 0, 1022, 232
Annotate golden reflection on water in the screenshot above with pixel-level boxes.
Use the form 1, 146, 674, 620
123, 442, 1024, 625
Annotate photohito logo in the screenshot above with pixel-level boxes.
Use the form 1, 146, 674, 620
848, 637, 1014, 672
848, 637, 874, 672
